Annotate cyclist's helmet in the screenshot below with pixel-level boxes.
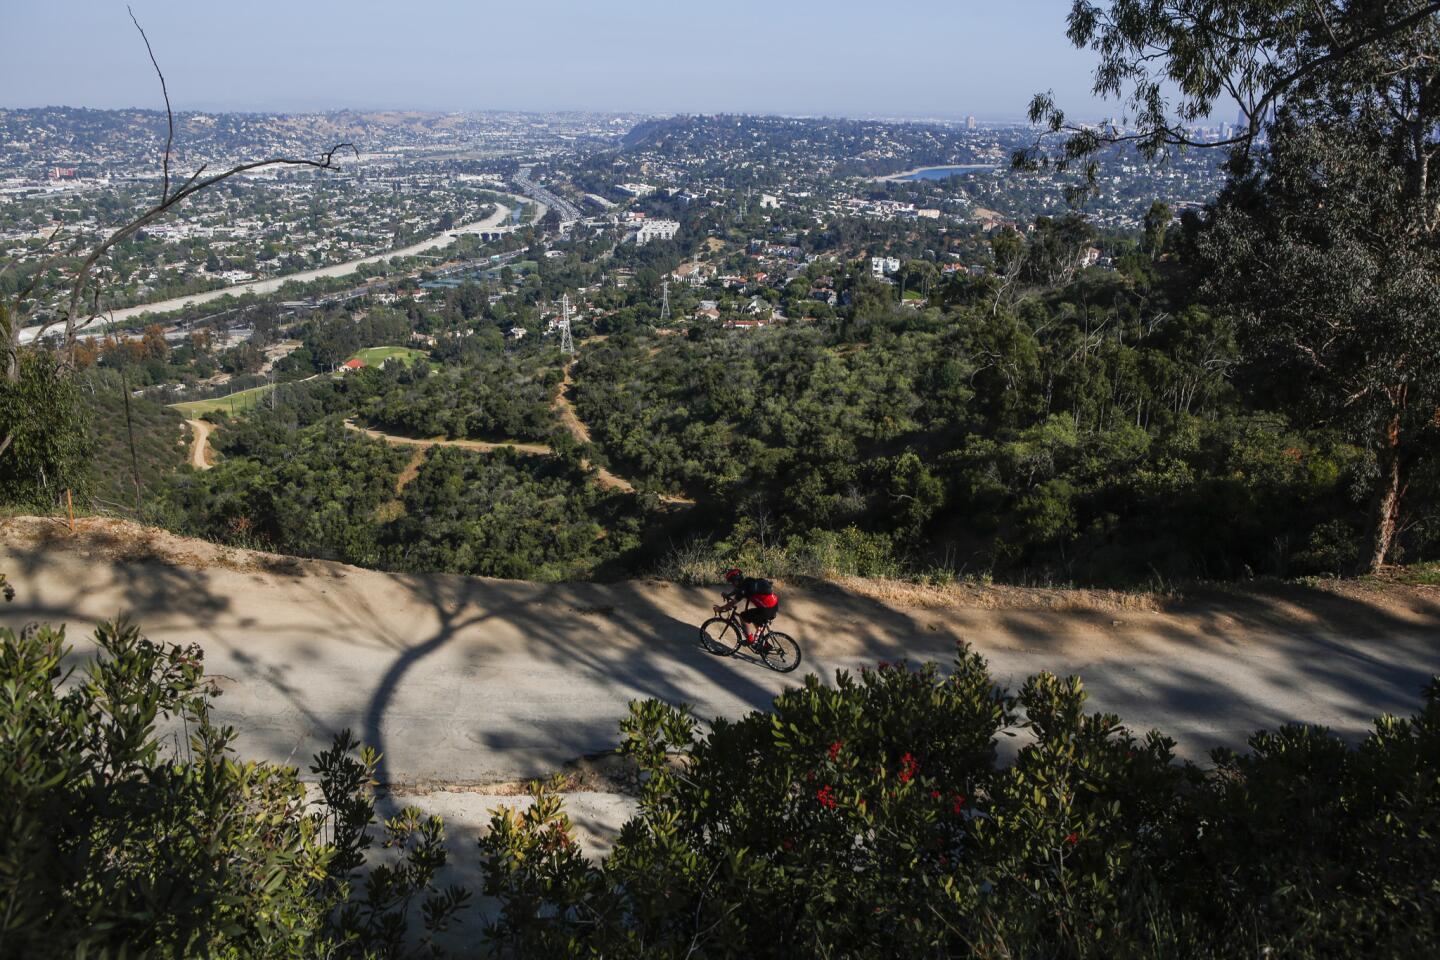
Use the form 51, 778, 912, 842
724, 567, 743, 584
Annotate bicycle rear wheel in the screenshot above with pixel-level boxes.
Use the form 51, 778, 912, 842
760, 632, 802, 673
699, 617, 743, 656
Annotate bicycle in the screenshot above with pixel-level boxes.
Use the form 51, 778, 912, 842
699, 605, 802, 673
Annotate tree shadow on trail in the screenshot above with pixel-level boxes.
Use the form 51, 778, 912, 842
7, 519, 1439, 794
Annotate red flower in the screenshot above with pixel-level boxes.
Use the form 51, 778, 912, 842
817, 784, 837, 810
930, 790, 941, 800
898, 753, 919, 783
1065, 832, 1079, 845
828, 740, 843, 761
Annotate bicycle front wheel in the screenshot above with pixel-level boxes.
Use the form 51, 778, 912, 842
760, 632, 802, 673
699, 617, 743, 656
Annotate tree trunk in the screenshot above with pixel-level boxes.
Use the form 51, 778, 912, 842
1365, 415, 1404, 573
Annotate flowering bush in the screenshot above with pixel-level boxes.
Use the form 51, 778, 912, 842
481, 646, 1440, 958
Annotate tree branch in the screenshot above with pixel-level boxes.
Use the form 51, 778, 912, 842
128, 5, 173, 203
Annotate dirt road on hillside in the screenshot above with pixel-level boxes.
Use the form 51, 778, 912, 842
4, 516, 1437, 909
6, 517, 1438, 778
185, 419, 214, 470
553, 360, 694, 504
345, 420, 553, 456
351, 386, 695, 504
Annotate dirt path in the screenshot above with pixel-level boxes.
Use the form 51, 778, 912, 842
350, 387, 694, 505
185, 419, 214, 470
554, 359, 694, 505
394, 446, 429, 492
5, 516, 1437, 939
345, 420, 552, 456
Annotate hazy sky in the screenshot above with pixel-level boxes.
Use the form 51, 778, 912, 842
2, 1, 1115, 119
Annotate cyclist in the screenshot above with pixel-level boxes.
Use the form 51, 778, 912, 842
714, 567, 780, 649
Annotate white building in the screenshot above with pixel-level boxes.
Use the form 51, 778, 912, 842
871, 256, 901, 278
634, 219, 680, 245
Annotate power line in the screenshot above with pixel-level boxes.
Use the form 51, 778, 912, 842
558, 293, 575, 356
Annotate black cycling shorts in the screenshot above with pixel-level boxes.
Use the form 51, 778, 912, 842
740, 605, 779, 626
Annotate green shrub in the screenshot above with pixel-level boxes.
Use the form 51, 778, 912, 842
481, 647, 1440, 958
0, 616, 466, 958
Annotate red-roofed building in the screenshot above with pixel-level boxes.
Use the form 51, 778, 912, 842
342, 358, 366, 371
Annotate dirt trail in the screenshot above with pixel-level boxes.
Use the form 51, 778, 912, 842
4, 516, 1437, 938
350, 373, 694, 505
185, 419, 214, 470
394, 446, 429, 492
345, 420, 552, 456
8, 515, 1437, 777
554, 359, 694, 505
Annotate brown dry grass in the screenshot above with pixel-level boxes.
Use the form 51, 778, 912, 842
394, 446, 429, 492
0, 516, 313, 578
819, 575, 1169, 612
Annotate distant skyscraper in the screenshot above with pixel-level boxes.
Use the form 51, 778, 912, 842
966, 115, 977, 131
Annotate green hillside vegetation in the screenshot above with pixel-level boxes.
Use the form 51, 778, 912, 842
151, 402, 639, 579
573, 275, 1404, 584
122, 250, 1437, 587
335, 350, 561, 444
154, 417, 408, 567
84, 371, 189, 509
380, 444, 643, 580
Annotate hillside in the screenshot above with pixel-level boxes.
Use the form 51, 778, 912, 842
5, 515, 1437, 941
5, 514, 1436, 775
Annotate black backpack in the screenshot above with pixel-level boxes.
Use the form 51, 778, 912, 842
750, 577, 775, 596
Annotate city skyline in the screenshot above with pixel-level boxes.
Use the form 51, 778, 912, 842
2, 1, 1119, 120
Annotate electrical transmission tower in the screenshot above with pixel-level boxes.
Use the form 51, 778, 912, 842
558, 293, 575, 356
660, 280, 671, 322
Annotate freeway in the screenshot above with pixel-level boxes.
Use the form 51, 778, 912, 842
18, 195, 542, 344
514, 166, 583, 221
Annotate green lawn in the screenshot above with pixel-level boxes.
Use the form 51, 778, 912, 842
351, 346, 427, 367
171, 383, 276, 417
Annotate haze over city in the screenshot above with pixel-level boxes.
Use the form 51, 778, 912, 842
2, 0, 1113, 119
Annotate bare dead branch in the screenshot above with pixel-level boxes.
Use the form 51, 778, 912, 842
128, 5, 174, 203
59, 142, 357, 355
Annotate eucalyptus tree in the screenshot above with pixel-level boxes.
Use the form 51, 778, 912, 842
1031, 1, 1440, 570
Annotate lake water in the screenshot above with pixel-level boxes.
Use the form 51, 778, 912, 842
896, 165, 997, 180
